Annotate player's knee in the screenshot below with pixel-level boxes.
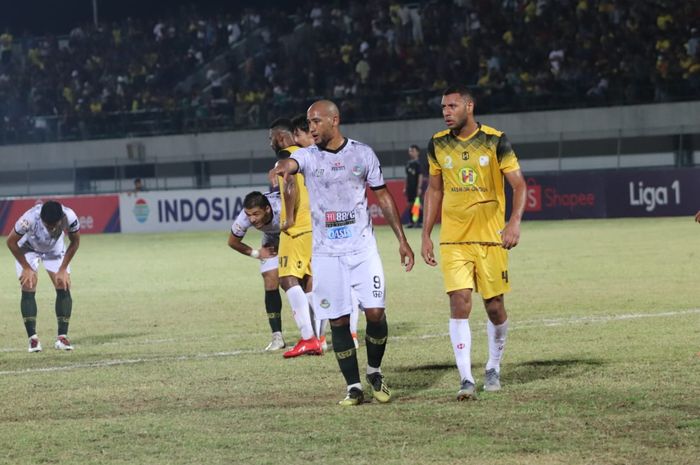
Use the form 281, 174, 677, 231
279, 276, 298, 291
448, 290, 472, 318
484, 294, 506, 319
364, 308, 385, 323
329, 315, 351, 327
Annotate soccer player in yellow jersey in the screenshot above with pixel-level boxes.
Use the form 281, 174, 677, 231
269, 118, 323, 357
421, 86, 526, 400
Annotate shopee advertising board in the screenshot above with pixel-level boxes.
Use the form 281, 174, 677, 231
119, 187, 268, 233
0, 195, 120, 235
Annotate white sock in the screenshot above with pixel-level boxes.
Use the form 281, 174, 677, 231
350, 292, 360, 335
285, 285, 314, 340
306, 292, 326, 338
486, 319, 508, 372
449, 318, 473, 384
347, 382, 362, 392
366, 366, 381, 375
316, 319, 327, 339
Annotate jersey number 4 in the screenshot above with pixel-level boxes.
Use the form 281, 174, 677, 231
501, 270, 509, 283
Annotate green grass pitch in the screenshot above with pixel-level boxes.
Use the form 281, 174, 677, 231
0, 217, 698, 464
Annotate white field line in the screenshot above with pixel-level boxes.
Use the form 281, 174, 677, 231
0, 308, 698, 376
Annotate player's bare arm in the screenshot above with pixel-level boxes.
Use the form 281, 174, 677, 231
227, 233, 275, 259
501, 169, 526, 250
6, 230, 37, 289
268, 158, 299, 188
53, 230, 80, 290
374, 186, 415, 272
421, 174, 444, 266
282, 176, 298, 231
695, 210, 700, 223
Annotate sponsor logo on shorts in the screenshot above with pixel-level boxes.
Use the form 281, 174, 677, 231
320, 299, 330, 309
372, 290, 383, 298
133, 198, 150, 223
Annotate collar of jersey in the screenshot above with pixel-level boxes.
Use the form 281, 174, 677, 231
452, 123, 481, 142
319, 137, 348, 154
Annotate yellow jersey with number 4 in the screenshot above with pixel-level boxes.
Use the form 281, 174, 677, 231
427, 123, 520, 245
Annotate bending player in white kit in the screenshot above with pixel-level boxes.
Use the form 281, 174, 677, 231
270, 100, 414, 405
227, 190, 322, 356
6, 200, 80, 352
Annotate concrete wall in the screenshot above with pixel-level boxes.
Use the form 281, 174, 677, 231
1, 101, 699, 171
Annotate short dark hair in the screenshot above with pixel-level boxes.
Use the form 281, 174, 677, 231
443, 85, 475, 101
243, 191, 271, 210
269, 118, 294, 132
291, 113, 309, 133
409, 144, 420, 152
40, 201, 64, 224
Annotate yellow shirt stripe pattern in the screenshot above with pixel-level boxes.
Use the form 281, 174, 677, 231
427, 124, 520, 245
278, 145, 312, 235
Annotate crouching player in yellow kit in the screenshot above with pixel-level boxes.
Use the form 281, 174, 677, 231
421, 86, 526, 400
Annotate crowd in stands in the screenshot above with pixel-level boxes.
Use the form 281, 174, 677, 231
0, 0, 698, 144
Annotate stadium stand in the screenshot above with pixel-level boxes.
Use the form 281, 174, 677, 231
0, 0, 698, 145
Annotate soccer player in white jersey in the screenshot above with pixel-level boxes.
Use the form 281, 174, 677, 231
290, 113, 361, 351
228, 190, 323, 356
228, 191, 286, 351
6, 200, 81, 352
269, 100, 415, 406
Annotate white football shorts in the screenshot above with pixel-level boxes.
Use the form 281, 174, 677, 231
311, 248, 385, 320
259, 255, 279, 274
15, 249, 69, 277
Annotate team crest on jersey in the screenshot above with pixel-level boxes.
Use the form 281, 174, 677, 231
459, 168, 478, 186
443, 156, 453, 169
461, 151, 469, 160
351, 164, 363, 176
479, 155, 489, 166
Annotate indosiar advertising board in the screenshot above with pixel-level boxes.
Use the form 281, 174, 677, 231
119, 187, 268, 233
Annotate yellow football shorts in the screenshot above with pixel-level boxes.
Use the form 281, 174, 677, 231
278, 231, 312, 279
439, 243, 510, 299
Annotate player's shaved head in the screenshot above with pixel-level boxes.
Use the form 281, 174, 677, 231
307, 100, 343, 149
308, 100, 339, 120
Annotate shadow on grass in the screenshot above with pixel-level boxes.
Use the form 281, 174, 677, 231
388, 321, 422, 337
507, 358, 604, 385
389, 363, 455, 392
77, 332, 151, 345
